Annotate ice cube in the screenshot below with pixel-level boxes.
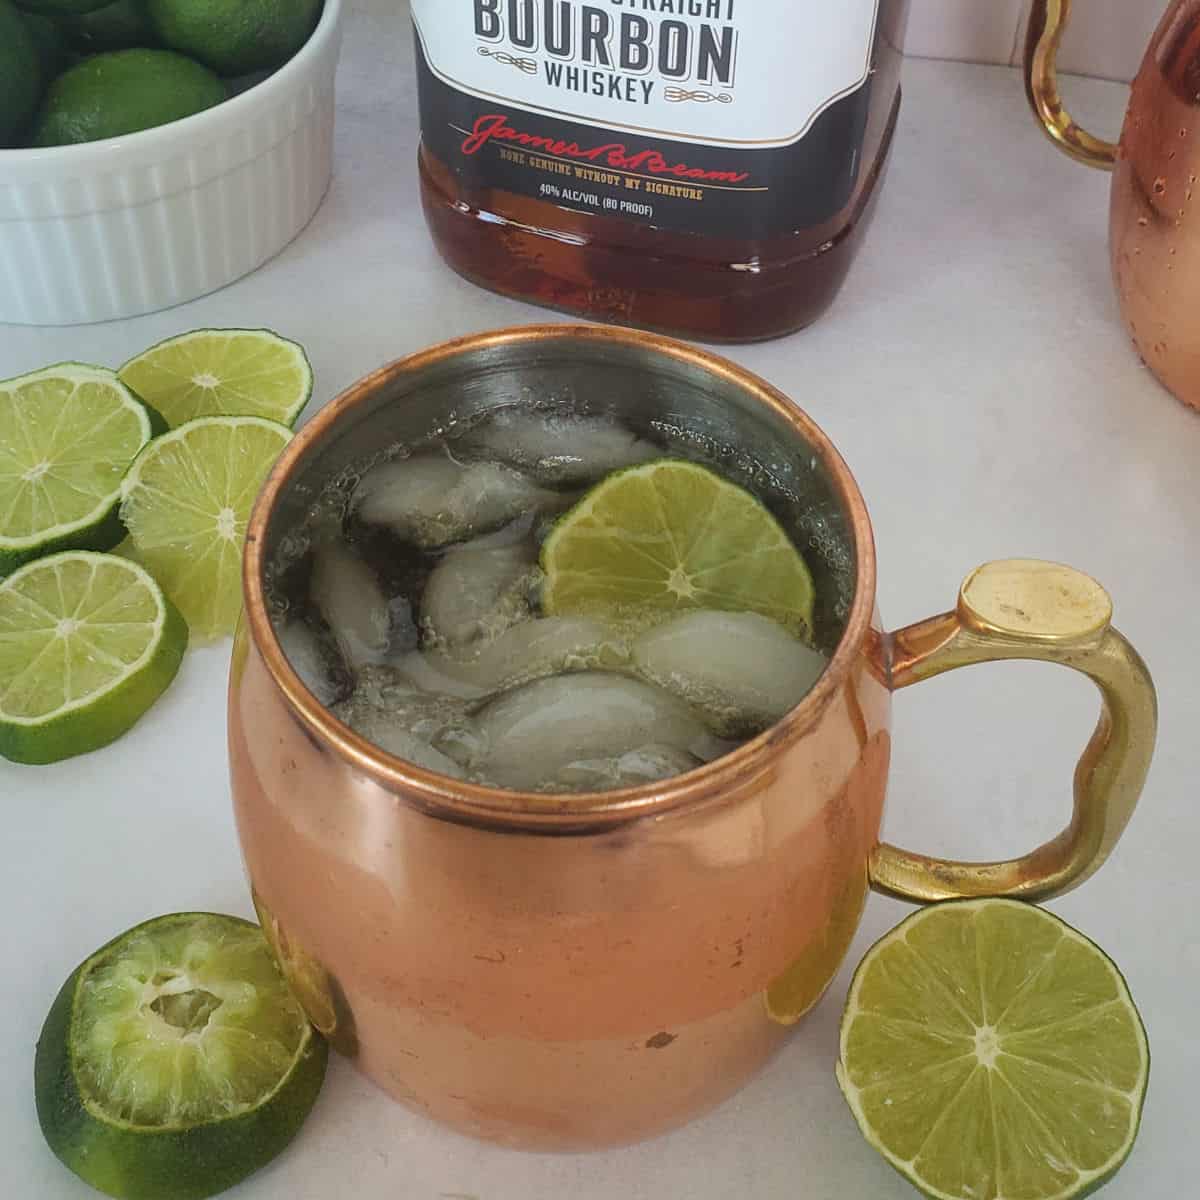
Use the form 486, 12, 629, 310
310, 538, 392, 670
395, 649, 494, 701
421, 541, 533, 648
352, 452, 557, 549
339, 707, 468, 779
334, 666, 476, 777
631, 611, 828, 735
276, 619, 344, 707
348, 665, 469, 736
460, 512, 539, 549
397, 616, 625, 701
431, 723, 488, 770
474, 672, 710, 791
556, 743, 701, 791
460, 409, 660, 486
475, 616, 627, 687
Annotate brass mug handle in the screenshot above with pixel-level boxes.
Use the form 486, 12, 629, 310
869, 560, 1156, 903
1024, 0, 1119, 169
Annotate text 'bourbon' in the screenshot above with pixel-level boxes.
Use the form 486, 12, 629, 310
414, 1, 909, 341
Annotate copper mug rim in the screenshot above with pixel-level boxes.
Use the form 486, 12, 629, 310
240, 324, 878, 832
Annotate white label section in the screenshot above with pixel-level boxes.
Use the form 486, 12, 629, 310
412, 1, 881, 149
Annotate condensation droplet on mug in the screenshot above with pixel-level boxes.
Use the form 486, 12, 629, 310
1137, 216, 1149, 227
1153, 176, 1167, 195
1154, 341, 1168, 356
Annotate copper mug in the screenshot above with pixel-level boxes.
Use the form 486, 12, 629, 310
1026, 0, 1200, 411
229, 326, 1157, 1151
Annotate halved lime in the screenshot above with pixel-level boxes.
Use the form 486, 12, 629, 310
541, 459, 816, 639
35, 912, 328, 1200
836, 899, 1150, 1200
0, 364, 160, 578
118, 329, 313, 430
0, 551, 187, 764
119, 416, 292, 639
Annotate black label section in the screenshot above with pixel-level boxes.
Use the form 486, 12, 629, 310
414, 35, 875, 241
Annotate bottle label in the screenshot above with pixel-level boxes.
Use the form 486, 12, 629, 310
413, 0, 883, 240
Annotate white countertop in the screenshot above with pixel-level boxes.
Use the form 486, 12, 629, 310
3, 5, 1196, 1197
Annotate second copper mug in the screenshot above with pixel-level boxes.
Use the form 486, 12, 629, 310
1027, 0, 1200, 411
229, 326, 1156, 1151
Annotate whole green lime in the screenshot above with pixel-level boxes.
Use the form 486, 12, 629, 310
144, 0, 323, 77
30, 49, 227, 147
0, 0, 43, 146
16, 0, 112, 14
15, 8, 72, 79
61, 0, 161, 51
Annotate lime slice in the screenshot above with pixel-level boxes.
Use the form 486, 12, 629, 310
836, 899, 1150, 1200
0, 551, 187, 764
541, 460, 816, 639
0, 364, 160, 578
119, 416, 292, 639
118, 329, 313, 430
35, 912, 328, 1200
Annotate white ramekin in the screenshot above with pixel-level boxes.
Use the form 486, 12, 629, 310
0, 0, 344, 327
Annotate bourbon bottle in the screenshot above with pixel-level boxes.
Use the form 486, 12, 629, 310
413, 1, 909, 342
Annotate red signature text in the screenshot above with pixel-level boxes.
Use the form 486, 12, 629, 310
461, 114, 750, 185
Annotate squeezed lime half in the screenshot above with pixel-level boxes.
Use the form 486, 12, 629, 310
35, 912, 328, 1200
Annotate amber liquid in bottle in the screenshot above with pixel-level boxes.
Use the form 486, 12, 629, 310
417, 1, 908, 343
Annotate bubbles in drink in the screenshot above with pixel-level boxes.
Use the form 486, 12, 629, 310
267, 405, 834, 793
